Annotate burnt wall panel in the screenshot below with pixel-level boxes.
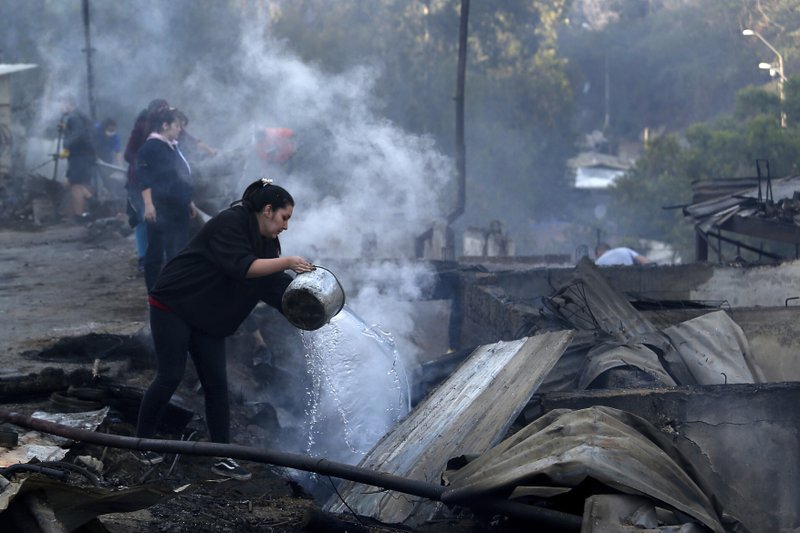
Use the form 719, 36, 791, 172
458, 283, 538, 348
487, 263, 717, 305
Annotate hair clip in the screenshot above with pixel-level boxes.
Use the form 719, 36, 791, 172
261, 177, 273, 187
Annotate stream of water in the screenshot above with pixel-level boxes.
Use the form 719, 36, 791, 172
299, 306, 411, 465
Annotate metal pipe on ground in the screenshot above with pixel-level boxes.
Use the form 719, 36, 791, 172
0, 409, 581, 532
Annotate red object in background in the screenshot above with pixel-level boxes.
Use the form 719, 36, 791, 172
256, 128, 296, 164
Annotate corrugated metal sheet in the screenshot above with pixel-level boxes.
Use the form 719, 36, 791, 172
323, 330, 574, 526
544, 258, 696, 386
663, 310, 765, 384
578, 341, 677, 388
441, 406, 729, 533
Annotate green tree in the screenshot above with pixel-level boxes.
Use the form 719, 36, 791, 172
559, 0, 799, 139
609, 82, 800, 261
610, 134, 695, 257
735, 86, 781, 122
784, 75, 800, 126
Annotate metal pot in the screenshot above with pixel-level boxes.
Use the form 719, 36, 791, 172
281, 265, 345, 331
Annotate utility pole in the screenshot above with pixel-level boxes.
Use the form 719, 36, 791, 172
415, 0, 469, 262
81, 0, 96, 121
603, 52, 610, 132
451, 0, 469, 225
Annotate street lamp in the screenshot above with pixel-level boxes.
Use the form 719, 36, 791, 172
743, 28, 786, 127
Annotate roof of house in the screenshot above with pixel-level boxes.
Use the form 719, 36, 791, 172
0, 63, 37, 77
567, 151, 634, 171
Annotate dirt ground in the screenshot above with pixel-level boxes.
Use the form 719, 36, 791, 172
0, 220, 146, 361
0, 217, 476, 532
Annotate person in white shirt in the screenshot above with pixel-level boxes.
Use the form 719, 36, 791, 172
595, 242, 650, 266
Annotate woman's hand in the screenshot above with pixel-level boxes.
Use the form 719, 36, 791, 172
142, 189, 156, 222
143, 203, 157, 223
247, 256, 314, 278
286, 256, 314, 274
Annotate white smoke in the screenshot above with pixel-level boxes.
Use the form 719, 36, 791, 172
14, 4, 454, 466
216, 20, 452, 366
18, 5, 454, 263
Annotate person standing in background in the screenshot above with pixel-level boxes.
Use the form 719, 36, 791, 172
59, 95, 97, 220
124, 99, 169, 273
136, 106, 196, 290
94, 117, 123, 166
92, 118, 124, 204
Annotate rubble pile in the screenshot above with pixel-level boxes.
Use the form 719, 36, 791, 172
0, 214, 798, 532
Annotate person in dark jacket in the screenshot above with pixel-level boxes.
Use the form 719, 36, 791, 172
134, 179, 314, 480
59, 95, 97, 219
136, 107, 197, 290
124, 98, 169, 272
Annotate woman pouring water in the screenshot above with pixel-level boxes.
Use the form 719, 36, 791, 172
134, 178, 314, 480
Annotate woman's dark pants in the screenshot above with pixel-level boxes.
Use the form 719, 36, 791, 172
136, 306, 230, 443
144, 213, 189, 291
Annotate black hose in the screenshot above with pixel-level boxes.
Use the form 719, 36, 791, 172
38, 461, 101, 487
0, 408, 582, 531
0, 461, 100, 487
0, 463, 67, 480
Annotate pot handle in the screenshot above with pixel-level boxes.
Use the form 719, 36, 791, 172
312, 264, 346, 316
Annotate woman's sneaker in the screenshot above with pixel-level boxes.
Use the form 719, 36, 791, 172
211, 457, 252, 480
131, 450, 164, 465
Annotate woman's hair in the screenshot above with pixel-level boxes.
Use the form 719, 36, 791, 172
135, 99, 169, 126
147, 107, 179, 133
237, 178, 294, 213
234, 178, 295, 255
147, 98, 169, 113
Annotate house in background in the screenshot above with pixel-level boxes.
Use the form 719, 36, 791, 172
567, 130, 638, 219
566, 147, 634, 232
568, 151, 632, 190
0, 63, 37, 178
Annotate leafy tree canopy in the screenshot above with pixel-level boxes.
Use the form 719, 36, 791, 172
609, 77, 800, 260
